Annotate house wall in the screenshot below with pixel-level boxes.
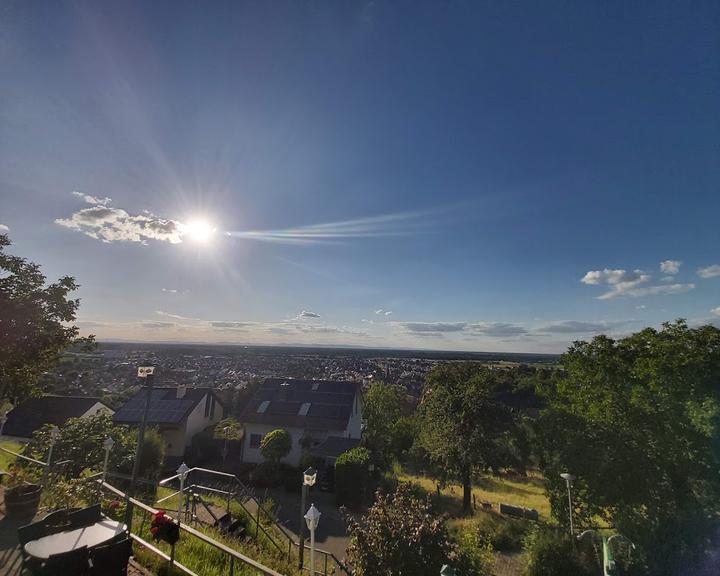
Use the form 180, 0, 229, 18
242, 424, 310, 466
346, 390, 363, 438
80, 402, 114, 418
158, 393, 224, 458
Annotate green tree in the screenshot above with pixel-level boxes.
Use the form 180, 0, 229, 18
0, 234, 94, 402
335, 446, 371, 509
346, 483, 459, 576
362, 382, 414, 467
24, 412, 164, 479
535, 320, 720, 576
260, 429, 292, 471
420, 363, 517, 513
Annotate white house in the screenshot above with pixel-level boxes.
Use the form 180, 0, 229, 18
2, 396, 113, 441
240, 378, 363, 466
113, 386, 225, 463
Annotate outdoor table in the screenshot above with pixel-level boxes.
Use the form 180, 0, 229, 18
23, 519, 127, 560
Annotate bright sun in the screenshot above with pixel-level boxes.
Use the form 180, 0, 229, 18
182, 219, 217, 243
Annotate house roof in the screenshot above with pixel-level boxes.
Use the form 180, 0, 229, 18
240, 378, 360, 431
3, 396, 106, 438
113, 387, 220, 426
309, 436, 361, 460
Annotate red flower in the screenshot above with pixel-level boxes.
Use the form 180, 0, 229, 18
109, 500, 120, 510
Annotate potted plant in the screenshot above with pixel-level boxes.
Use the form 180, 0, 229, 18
4, 465, 42, 519
150, 510, 180, 545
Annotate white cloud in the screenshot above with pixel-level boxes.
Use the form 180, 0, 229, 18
660, 260, 681, 275
581, 267, 693, 299
384, 310, 393, 316
162, 288, 178, 293
698, 265, 720, 279
297, 310, 321, 319
374, 309, 384, 315
56, 194, 183, 244
397, 321, 467, 333
712, 307, 720, 318
0, 224, 9, 232
72, 191, 111, 206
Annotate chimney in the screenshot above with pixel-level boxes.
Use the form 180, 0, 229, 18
176, 385, 187, 399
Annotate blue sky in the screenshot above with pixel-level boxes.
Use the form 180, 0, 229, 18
1, 0, 718, 352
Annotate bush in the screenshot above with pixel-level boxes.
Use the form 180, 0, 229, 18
455, 524, 494, 576
336, 447, 371, 509
472, 512, 529, 552
249, 462, 284, 488
523, 526, 596, 576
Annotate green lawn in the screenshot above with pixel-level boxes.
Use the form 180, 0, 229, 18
0, 439, 24, 472
398, 470, 551, 521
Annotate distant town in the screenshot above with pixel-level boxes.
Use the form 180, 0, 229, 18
42, 342, 559, 409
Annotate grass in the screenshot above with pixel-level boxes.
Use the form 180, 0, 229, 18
0, 439, 24, 471
398, 470, 551, 521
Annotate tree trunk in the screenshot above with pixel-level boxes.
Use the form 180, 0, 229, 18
462, 469, 473, 515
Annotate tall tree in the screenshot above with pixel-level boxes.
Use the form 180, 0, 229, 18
535, 320, 720, 576
420, 363, 516, 513
260, 428, 292, 472
362, 382, 414, 468
0, 234, 93, 401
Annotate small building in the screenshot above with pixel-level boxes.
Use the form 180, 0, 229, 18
2, 396, 113, 440
113, 386, 225, 464
239, 378, 363, 466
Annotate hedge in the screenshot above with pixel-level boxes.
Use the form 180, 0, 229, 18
335, 447, 371, 509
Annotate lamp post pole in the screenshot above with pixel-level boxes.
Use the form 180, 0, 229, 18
578, 530, 635, 576
222, 426, 230, 468
125, 366, 155, 527
42, 426, 60, 486
298, 467, 317, 570
560, 473, 576, 537
102, 437, 115, 483
304, 504, 321, 576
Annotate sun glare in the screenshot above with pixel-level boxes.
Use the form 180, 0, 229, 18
182, 219, 217, 244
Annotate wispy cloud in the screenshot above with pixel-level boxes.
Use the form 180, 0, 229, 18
396, 321, 468, 333
712, 307, 720, 318
537, 320, 632, 333
581, 267, 694, 299
0, 224, 9, 232
660, 260, 681, 275
56, 194, 183, 244
698, 265, 720, 279
375, 309, 393, 316
467, 322, 528, 337
225, 209, 442, 244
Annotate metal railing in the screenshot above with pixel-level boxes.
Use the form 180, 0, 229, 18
158, 466, 351, 576
100, 479, 286, 576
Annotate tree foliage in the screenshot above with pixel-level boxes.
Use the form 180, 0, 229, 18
23, 412, 165, 479
362, 382, 416, 468
420, 363, 517, 512
260, 429, 292, 465
0, 234, 94, 401
346, 483, 459, 576
535, 320, 720, 576
335, 446, 371, 509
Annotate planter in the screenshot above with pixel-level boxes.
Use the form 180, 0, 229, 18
4, 483, 42, 519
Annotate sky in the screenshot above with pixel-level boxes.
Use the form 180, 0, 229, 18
1, 0, 718, 353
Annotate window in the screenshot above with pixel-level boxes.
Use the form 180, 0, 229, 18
250, 434, 262, 449
257, 400, 270, 413
298, 402, 311, 416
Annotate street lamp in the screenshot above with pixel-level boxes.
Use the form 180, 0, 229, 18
298, 467, 317, 569
222, 426, 230, 468
43, 426, 61, 485
579, 530, 636, 576
560, 473, 576, 537
440, 565, 457, 576
177, 462, 190, 522
304, 504, 321, 576
102, 437, 115, 483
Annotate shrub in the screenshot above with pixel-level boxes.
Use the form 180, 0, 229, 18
249, 462, 283, 488
260, 429, 291, 466
346, 483, 457, 576
473, 512, 529, 552
523, 526, 596, 576
455, 524, 494, 576
335, 447, 371, 509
